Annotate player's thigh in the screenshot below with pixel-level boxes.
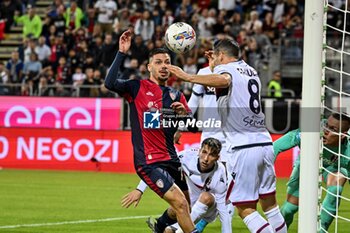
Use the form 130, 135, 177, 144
259, 145, 277, 197
163, 184, 188, 208
166, 161, 189, 192
227, 147, 264, 205
136, 164, 177, 198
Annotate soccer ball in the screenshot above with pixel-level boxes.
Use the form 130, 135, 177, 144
164, 22, 196, 54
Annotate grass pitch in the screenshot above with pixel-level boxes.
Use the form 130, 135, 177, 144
0, 169, 349, 232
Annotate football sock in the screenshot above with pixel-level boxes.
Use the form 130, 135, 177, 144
195, 219, 208, 233
280, 201, 298, 228
243, 211, 274, 233
264, 206, 287, 233
321, 186, 343, 231
156, 209, 177, 233
190, 201, 208, 223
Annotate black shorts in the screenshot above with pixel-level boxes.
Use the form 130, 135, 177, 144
136, 161, 188, 198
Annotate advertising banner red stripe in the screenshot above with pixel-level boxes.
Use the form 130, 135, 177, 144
0, 128, 294, 177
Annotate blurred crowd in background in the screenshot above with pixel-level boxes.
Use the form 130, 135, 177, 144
0, 0, 348, 99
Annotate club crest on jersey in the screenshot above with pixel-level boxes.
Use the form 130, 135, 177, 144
231, 172, 236, 180
205, 177, 212, 188
170, 92, 176, 101
156, 179, 164, 188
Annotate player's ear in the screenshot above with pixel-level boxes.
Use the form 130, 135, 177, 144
147, 63, 151, 72
340, 131, 347, 141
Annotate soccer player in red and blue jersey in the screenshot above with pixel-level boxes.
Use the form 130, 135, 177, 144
104, 30, 198, 233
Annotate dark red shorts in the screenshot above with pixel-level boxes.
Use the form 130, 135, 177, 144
136, 161, 188, 197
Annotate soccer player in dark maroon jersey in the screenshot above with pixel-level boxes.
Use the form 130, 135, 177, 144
105, 30, 198, 233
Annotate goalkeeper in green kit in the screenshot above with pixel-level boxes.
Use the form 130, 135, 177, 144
273, 113, 350, 231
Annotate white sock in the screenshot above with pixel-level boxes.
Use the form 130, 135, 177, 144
264, 206, 287, 233
227, 204, 235, 218
243, 211, 274, 233
190, 201, 209, 223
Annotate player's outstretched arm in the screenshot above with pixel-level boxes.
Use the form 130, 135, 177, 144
167, 65, 231, 88
104, 30, 136, 94
121, 180, 148, 208
273, 128, 301, 161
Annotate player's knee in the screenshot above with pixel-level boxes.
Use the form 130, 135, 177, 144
173, 197, 190, 214
198, 192, 215, 207
167, 207, 177, 220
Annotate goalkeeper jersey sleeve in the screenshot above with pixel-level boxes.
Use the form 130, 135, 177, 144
273, 128, 301, 161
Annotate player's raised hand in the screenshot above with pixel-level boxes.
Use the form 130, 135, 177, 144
167, 65, 191, 82
205, 50, 215, 71
119, 29, 133, 54
121, 189, 142, 208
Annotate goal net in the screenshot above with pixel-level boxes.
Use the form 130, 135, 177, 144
321, 0, 350, 232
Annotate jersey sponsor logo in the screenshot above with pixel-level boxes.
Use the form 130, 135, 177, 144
243, 116, 265, 127
156, 179, 164, 188
147, 102, 154, 108
143, 111, 161, 129
146, 91, 154, 96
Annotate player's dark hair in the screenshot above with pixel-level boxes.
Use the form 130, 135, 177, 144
201, 138, 222, 156
331, 113, 350, 129
213, 39, 240, 58
149, 47, 171, 61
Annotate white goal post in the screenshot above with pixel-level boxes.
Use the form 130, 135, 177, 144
299, 0, 324, 232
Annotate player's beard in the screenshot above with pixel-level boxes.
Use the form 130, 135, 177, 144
158, 75, 169, 82
157, 69, 169, 83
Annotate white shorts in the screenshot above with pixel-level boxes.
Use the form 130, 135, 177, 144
226, 145, 276, 205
